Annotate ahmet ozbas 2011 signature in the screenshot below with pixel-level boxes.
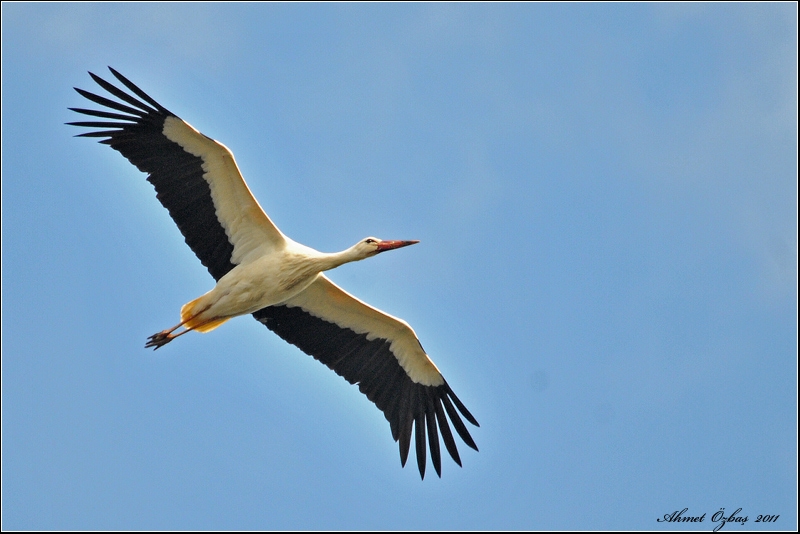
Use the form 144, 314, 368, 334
657, 507, 780, 531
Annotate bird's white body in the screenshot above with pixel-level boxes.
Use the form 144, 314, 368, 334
186, 244, 320, 323
69, 68, 477, 478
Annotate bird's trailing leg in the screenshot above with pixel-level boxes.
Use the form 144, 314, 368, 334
145, 320, 192, 350
145, 298, 231, 350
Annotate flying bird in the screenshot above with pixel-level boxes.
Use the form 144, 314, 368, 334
68, 67, 478, 479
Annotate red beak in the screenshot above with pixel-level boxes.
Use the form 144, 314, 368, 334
375, 240, 419, 253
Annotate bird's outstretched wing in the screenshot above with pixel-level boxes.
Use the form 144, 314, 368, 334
253, 274, 479, 479
68, 67, 285, 280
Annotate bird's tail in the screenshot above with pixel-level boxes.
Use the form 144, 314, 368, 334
180, 296, 231, 333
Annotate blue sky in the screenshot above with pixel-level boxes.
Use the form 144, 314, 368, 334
2, 2, 796, 530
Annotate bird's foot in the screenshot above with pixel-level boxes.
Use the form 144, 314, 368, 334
145, 330, 175, 350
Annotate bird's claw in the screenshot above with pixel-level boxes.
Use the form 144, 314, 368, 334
145, 331, 173, 350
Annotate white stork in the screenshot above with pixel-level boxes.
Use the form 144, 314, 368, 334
68, 67, 478, 479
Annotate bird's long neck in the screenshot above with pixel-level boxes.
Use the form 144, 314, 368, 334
278, 244, 364, 294
313, 245, 364, 272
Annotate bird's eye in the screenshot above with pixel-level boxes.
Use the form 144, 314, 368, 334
365, 239, 376, 244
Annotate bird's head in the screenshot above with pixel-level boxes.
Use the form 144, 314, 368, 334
356, 237, 419, 258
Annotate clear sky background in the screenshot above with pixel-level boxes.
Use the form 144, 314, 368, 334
2, 3, 797, 531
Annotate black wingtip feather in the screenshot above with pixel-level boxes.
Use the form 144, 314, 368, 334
414, 409, 427, 480
68, 107, 140, 121
425, 391, 442, 477
445, 381, 480, 427
399, 409, 412, 468
441, 394, 479, 452
73, 130, 122, 138
67, 121, 137, 129
434, 397, 462, 467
